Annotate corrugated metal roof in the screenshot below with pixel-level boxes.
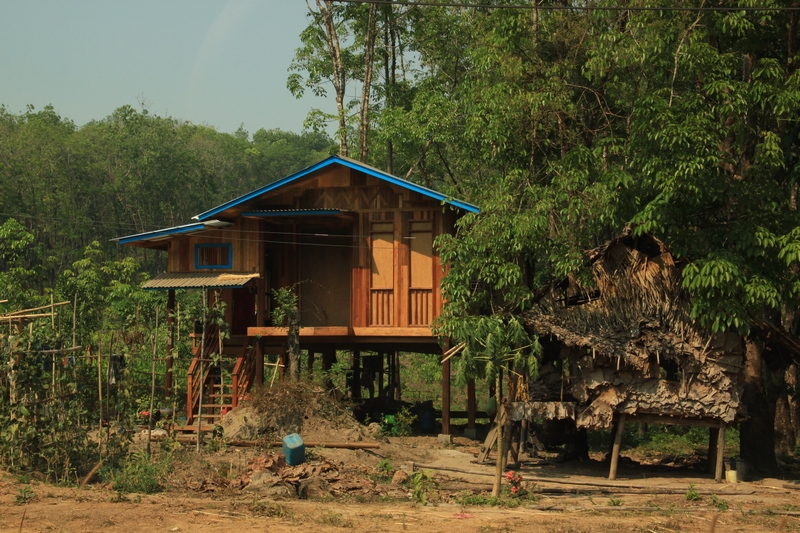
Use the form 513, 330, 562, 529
193, 155, 480, 221
112, 220, 232, 245
242, 208, 344, 217
142, 272, 260, 290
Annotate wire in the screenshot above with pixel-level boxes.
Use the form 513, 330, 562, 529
332, 0, 800, 11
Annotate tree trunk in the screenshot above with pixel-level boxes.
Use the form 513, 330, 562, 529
740, 337, 778, 475
316, 0, 348, 156
358, 3, 378, 162
287, 305, 300, 381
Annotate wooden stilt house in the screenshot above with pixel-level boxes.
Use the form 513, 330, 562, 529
114, 156, 478, 430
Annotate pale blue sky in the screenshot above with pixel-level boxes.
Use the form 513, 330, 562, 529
0, 1, 333, 135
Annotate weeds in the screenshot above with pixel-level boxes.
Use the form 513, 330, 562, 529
14, 485, 34, 505
608, 496, 623, 506
251, 499, 291, 518
316, 511, 354, 528
111, 451, 171, 494
412, 470, 438, 505
685, 483, 701, 502
710, 494, 729, 511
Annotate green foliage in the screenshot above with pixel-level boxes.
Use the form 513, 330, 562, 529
685, 484, 701, 502
390, 407, 416, 437
710, 494, 729, 511
411, 469, 438, 505
111, 451, 171, 494
607, 496, 624, 507
271, 285, 299, 327
14, 485, 34, 505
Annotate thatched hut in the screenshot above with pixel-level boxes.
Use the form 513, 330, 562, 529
508, 233, 746, 479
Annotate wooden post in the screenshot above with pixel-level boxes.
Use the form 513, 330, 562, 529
441, 349, 451, 435
467, 378, 476, 430
147, 306, 159, 457
708, 426, 719, 474
609, 413, 626, 480
307, 351, 315, 378
349, 350, 362, 400
255, 340, 264, 387
377, 352, 384, 398
393, 351, 401, 401
715, 423, 725, 483
520, 419, 529, 457
165, 290, 175, 397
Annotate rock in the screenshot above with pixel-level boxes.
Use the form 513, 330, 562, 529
297, 477, 331, 499
391, 470, 409, 485
367, 422, 383, 439
246, 470, 281, 490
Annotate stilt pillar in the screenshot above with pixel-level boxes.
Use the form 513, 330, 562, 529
441, 349, 451, 435
609, 413, 626, 480
715, 424, 725, 482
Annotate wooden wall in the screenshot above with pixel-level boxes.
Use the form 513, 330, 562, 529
167, 218, 260, 274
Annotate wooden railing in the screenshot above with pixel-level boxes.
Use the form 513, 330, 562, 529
186, 324, 220, 425
409, 289, 433, 326
370, 289, 394, 326
231, 338, 259, 408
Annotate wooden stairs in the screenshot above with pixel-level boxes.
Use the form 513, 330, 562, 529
185, 326, 262, 427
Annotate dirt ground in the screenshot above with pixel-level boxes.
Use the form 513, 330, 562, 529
2, 435, 799, 533
2, 386, 799, 533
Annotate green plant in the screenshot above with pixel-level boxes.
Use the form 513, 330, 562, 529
685, 484, 701, 502
14, 485, 34, 505
316, 511, 354, 528
608, 496, 623, 506
112, 452, 170, 494
251, 499, 291, 518
370, 458, 395, 483
412, 470, 438, 505
710, 494, 729, 511
390, 407, 417, 437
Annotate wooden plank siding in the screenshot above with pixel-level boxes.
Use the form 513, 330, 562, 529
163, 164, 464, 335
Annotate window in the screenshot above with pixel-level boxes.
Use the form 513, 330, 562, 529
195, 243, 232, 269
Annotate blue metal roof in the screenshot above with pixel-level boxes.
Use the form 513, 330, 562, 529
113, 220, 231, 245
193, 155, 479, 221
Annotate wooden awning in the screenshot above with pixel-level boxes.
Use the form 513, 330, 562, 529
142, 272, 259, 290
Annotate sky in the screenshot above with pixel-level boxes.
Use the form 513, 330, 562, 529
0, 1, 334, 136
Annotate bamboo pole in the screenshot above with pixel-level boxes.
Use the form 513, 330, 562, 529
50, 294, 55, 330
1, 301, 70, 316
197, 288, 207, 453
97, 345, 103, 454
72, 293, 77, 348
147, 306, 159, 457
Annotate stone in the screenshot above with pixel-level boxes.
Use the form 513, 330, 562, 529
437, 433, 453, 445
391, 470, 409, 485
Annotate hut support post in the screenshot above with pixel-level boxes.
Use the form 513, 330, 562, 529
441, 349, 451, 435
708, 427, 719, 474
609, 413, 626, 480
715, 424, 725, 483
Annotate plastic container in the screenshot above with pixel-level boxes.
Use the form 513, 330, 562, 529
419, 409, 436, 434
282, 433, 306, 466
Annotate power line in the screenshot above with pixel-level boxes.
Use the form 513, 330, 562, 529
333, 0, 800, 11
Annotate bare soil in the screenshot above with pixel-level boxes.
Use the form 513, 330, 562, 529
2, 385, 799, 532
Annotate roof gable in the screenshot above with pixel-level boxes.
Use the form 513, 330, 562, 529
193, 155, 479, 221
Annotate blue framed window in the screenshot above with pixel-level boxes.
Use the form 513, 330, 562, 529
195, 243, 232, 269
